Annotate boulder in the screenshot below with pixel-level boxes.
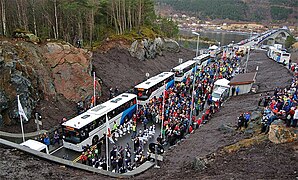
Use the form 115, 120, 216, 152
244, 129, 254, 135
154, 37, 163, 56
129, 37, 179, 60
46, 42, 63, 54
163, 38, 180, 52
193, 157, 207, 170
218, 124, 235, 133
268, 120, 298, 144
250, 111, 262, 121
129, 40, 145, 60
44, 42, 94, 101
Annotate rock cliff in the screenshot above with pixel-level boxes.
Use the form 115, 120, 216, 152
0, 39, 94, 126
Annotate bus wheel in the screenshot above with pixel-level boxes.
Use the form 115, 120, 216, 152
92, 135, 99, 145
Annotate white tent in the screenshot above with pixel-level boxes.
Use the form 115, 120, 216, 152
214, 78, 230, 88
209, 45, 219, 50
21, 139, 49, 154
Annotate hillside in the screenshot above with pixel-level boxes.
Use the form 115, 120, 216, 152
155, 0, 298, 24
1, 50, 297, 179
0, 37, 195, 132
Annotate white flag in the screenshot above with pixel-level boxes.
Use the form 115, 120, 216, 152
17, 95, 29, 122
106, 114, 115, 144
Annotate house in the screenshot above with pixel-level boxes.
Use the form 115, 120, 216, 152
229, 72, 257, 95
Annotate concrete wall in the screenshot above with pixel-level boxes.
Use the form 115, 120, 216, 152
230, 83, 253, 96
0, 138, 154, 178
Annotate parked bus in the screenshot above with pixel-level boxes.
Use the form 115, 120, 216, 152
172, 60, 196, 82
134, 72, 174, 106
62, 93, 137, 152
193, 54, 211, 68
267, 46, 291, 65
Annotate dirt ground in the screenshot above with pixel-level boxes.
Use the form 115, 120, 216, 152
92, 47, 195, 100
0, 50, 297, 179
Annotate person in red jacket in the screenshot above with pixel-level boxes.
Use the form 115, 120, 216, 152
80, 152, 87, 165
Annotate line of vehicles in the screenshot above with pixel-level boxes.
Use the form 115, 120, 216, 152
62, 53, 213, 152
267, 44, 291, 65
62, 38, 288, 152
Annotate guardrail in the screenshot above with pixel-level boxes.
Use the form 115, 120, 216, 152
0, 137, 156, 178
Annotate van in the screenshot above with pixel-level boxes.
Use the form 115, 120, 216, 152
20, 139, 49, 154
211, 87, 229, 102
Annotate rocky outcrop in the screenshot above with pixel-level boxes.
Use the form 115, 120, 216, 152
129, 37, 180, 60
268, 120, 298, 144
0, 40, 95, 126
44, 42, 93, 101
218, 124, 235, 133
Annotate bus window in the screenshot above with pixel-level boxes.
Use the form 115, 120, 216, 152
80, 127, 89, 141
89, 120, 97, 132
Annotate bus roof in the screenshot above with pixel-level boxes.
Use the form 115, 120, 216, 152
172, 60, 196, 71
62, 93, 137, 129
193, 54, 210, 60
88, 93, 137, 116
134, 72, 174, 89
62, 110, 102, 129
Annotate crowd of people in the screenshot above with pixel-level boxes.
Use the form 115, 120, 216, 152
78, 48, 246, 172
78, 119, 157, 173
260, 79, 298, 133
133, 49, 242, 146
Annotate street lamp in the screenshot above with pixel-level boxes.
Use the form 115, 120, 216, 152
192, 31, 200, 58
188, 31, 200, 133
249, 29, 253, 39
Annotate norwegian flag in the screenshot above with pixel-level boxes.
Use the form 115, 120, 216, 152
105, 114, 115, 144
18, 95, 28, 122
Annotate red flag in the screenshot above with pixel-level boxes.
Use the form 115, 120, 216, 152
106, 114, 114, 144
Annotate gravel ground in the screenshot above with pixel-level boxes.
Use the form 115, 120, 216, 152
0, 50, 297, 180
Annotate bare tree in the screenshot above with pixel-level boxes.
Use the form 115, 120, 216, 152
0, 0, 6, 35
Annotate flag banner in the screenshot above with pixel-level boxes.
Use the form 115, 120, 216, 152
17, 95, 29, 122
106, 114, 115, 144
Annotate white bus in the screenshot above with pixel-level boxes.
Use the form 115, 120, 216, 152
134, 72, 174, 106
267, 46, 291, 65
172, 60, 196, 82
193, 54, 211, 68
62, 93, 137, 152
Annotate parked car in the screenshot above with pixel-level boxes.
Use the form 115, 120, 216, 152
211, 87, 229, 102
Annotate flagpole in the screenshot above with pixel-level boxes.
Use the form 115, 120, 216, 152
188, 63, 197, 132
93, 72, 96, 107
161, 82, 166, 139
18, 95, 25, 142
105, 114, 109, 171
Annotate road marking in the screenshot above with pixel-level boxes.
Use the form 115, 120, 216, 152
73, 156, 81, 163
72, 144, 97, 163
50, 146, 63, 155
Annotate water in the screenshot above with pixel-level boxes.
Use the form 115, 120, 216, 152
178, 30, 251, 50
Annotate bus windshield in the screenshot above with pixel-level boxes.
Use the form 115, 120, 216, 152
174, 70, 183, 77
62, 126, 81, 144
212, 92, 221, 99
135, 88, 149, 100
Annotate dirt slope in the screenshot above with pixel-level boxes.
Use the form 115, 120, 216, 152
92, 47, 195, 100
0, 50, 296, 179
